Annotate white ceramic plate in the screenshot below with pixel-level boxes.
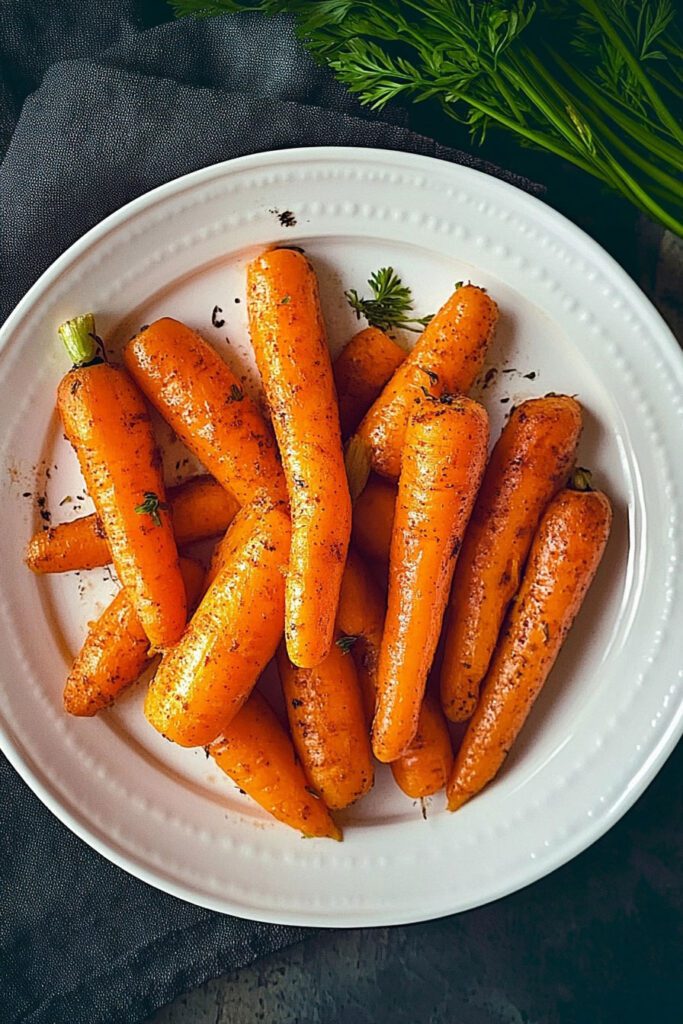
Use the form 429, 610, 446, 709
1, 148, 682, 927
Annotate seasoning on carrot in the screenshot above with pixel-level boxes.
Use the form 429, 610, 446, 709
247, 248, 351, 668
372, 396, 489, 763
350, 284, 498, 490
333, 326, 405, 438
336, 549, 386, 720
26, 475, 239, 575
391, 694, 454, 799
57, 314, 187, 650
209, 691, 342, 840
144, 497, 291, 747
123, 318, 286, 506
351, 473, 397, 569
447, 475, 612, 811
63, 558, 205, 717
277, 641, 374, 810
440, 396, 583, 722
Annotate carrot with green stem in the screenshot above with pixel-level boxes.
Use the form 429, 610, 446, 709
247, 248, 351, 668
64, 558, 205, 717
447, 474, 612, 811
26, 475, 239, 575
209, 691, 342, 840
372, 396, 489, 763
277, 640, 373, 810
57, 314, 186, 649
441, 395, 583, 722
348, 285, 498, 493
145, 497, 291, 747
333, 326, 405, 438
124, 319, 286, 506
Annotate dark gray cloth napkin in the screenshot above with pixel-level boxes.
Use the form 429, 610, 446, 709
0, 6, 545, 1024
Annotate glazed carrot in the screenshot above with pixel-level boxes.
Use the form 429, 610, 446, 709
56, 315, 186, 649
63, 558, 205, 717
247, 248, 351, 668
209, 691, 342, 840
447, 482, 612, 811
124, 319, 286, 506
351, 473, 397, 568
277, 641, 373, 810
145, 498, 291, 747
353, 285, 498, 483
391, 694, 454, 799
372, 397, 489, 763
336, 549, 386, 720
333, 326, 405, 438
441, 396, 583, 722
26, 475, 239, 574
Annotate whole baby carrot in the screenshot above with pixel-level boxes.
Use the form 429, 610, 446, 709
57, 314, 186, 649
352, 285, 498, 485
26, 475, 239, 575
124, 319, 286, 506
447, 479, 612, 811
372, 396, 489, 763
144, 497, 291, 747
209, 691, 342, 840
247, 248, 351, 668
333, 326, 405, 438
440, 396, 582, 722
63, 558, 205, 717
277, 641, 373, 810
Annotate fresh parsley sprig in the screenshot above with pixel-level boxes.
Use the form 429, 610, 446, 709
171, 0, 683, 236
345, 267, 433, 333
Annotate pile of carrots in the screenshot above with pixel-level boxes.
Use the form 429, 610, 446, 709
27, 249, 612, 840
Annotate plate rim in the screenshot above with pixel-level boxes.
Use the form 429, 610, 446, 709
1, 145, 682, 927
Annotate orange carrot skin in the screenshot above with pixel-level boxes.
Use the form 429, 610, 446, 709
26, 475, 239, 575
351, 473, 397, 568
145, 499, 291, 747
248, 249, 351, 668
63, 558, 205, 717
441, 396, 583, 722
124, 319, 286, 506
357, 286, 498, 480
277, 642, 374, 810
333, 327, 405, 438
372, 398, 489, 763
391, 694, 454, 799
57, 364, 186, 650
209, 691, 341, 840
336, 549, 386, 720
447, 487, 612, 811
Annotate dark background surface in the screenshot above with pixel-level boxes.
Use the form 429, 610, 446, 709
1, 3, 681, 1023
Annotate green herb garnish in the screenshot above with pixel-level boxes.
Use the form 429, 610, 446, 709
135, 491, 168, 527
345, 267, 433, 333
228, 384, 244, 402
336, 634, 360, 654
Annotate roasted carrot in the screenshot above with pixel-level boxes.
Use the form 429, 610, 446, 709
63, 558, 205, 717
333, 326, 405, 438
372, 397, 489, 763
26, 475, 239, 575
353, 285, 498, 483
447, 481, 612, 811
336, 549, 386, 720
440, 396, 583, 722
144, 498, 291, 747
209, 691, 342, 840
277, 641, 373, 810
124, 319, 286, 506
351, 473, 397, 568
57, 315, 186, 650
247, 248, 351, 668
391, 694, 454, 799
